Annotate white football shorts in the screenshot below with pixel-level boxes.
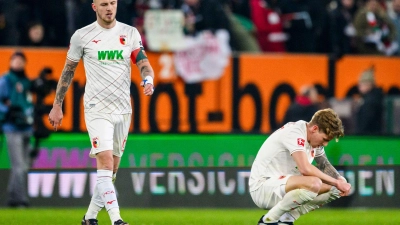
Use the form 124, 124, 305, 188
85, 112, 131, 158
250, 175, 292, 209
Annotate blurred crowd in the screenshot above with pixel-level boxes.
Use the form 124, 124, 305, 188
1, 0, 400, 56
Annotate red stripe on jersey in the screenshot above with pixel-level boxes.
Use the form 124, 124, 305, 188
130, 48, 141, 64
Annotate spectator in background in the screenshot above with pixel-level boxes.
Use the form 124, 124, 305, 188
0, 0, 19, 45
182, 0, 244, 50
278, 0, 326, 53
0, 51, 34, 208
355, 67, 384, 135
390, 0, 400, 55
224, 0, 262, 52
354, 0, 398, 55
329, 0, 358, 58
250, 0, 287, 52
282, 84, 320, 125
20, 21, 49, 46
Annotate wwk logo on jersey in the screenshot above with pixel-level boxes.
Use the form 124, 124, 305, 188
297, 138, 305, 147
98, 50, 124, 60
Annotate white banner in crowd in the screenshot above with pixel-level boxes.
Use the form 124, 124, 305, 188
174, 30, 231, 83
144, 10, 185, 51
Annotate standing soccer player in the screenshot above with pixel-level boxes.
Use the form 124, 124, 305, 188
249, 108, 351, 225
48, 0, 155, 224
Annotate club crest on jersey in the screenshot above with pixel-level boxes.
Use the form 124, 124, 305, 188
92, 137, 100, 148
120, 35, 126, 45
297, 138, 305, 147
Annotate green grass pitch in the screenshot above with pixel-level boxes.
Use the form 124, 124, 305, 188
0, 208, 399, 225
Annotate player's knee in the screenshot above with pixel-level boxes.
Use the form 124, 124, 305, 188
307, 177, 322, 193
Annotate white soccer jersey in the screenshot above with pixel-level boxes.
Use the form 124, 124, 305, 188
249, 120, 325, 192
67, 21, 143, 114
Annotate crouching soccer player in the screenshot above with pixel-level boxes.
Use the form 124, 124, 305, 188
249, 108, 351, 225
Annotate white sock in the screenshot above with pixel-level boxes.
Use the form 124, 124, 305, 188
289, 186, 341, 220
85, 185, 104, 219
97, 170, 121, 223
263, 189, 318, 223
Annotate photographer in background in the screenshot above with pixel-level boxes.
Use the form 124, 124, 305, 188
0, 51, 34, 208
30, 67, 56, 159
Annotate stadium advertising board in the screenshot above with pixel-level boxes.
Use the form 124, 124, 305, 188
0, 166, 397, 208
1, 48, 399, 134
0, 134, 398, 169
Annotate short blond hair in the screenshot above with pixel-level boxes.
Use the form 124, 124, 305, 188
309, 108, 344, 141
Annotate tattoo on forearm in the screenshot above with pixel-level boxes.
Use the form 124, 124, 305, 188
315, 154, 340, 179
54, 61, 78, 106
140, 66, 151, 77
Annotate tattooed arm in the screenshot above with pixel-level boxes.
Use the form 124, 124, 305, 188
136, 58, 155, 96
315, 152, 341, 179
48, 59, 78, 131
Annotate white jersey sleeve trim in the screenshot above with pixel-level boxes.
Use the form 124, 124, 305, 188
314, 147, 325, 157
66, 56, 80, 62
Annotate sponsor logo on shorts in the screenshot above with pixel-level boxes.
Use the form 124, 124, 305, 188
297, 138, 305, 147
107, 200, 116, 205
92, 137, 100, 148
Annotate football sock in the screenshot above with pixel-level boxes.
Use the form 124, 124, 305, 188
85, 185, 103, 219
263, 189, 317, 223
289, 186, 341, 220
97, 169, 121, 222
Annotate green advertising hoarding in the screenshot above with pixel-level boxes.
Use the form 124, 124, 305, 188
0, 134, 398, 169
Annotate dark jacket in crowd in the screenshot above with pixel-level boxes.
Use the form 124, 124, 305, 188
283, 95, 319, 124
356, 87, 384, 135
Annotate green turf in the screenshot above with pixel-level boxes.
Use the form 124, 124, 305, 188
0, 208, 399, 225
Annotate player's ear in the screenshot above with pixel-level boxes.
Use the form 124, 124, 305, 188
311, 125, 319, 133
92, 2, 97, 12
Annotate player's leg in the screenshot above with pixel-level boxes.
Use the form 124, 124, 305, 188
5, 132, 30, 207
261, 176, 320, 224
286, 184, 341, 221
83, 112, 119, 224
108, 113, 131, 225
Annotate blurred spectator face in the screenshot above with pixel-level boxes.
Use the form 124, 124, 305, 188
184, 0, 199, 7
10, 55, 26, 72
393, 0, 400, 13
29, 24, 44, 44
358, 81, 373, 94
92, 0, 118, 24
365, 0, 379, 12
341, 0, 354, 9
300, 85, 319, 103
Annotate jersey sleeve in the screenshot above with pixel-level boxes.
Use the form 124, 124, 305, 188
130, 28, 146, 64
67, 31, 83, 62
314, 147, 325, 157
282, 128, 306, 155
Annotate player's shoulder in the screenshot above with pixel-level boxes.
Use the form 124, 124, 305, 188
117, 21, 139, 33
281, 120, 307, 136
73, 22, 97, 37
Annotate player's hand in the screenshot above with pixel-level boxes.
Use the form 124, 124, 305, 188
336, 179, 351, 196
140, 81, 154, 96
48, 104, 63, 131
338, 176, 347, 183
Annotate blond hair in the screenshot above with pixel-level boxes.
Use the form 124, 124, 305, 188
309, 108, 344, 141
